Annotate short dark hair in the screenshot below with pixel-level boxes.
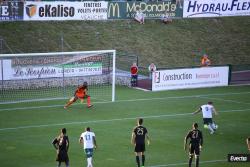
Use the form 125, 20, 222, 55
138, 118, 143, 125
208, 101, 213, 105
86, 127, 90, 131
83, 82, 88, 86
61, 128, 66, 134
193, 123, 198, 129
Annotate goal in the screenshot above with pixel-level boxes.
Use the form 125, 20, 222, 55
0, 50, 116, 104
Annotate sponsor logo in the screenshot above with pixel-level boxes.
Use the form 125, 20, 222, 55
26, 4, 37, 18
108, 3, 120, 17
228, 154, 250, 162
0, 5, 9, 16
163, 73, 192, 81
154, 71, 160, 83
26, 4, 75, 18
186, 0, 250, 17
127, 2, 176, 12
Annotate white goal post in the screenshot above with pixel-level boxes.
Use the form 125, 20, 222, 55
0, 50, 116, 104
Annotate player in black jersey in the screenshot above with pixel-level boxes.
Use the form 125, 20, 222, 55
52, 128, 70, 167
184, 123, 203, 167
131, 118, 150, 167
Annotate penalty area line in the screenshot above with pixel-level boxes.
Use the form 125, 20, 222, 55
148, 159, 226, 167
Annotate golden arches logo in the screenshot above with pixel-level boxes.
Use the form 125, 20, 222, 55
108, 3, 120, 18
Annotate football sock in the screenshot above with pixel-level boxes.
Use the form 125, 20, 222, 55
195, 156, 199, 167
87, 157, 93, 167
136, 156, 140, 167
87, 96, 91, 106
142, 155, 145, 166
57, 162, 61, 167
208, 124, 214, 133
189, 156, 193, 167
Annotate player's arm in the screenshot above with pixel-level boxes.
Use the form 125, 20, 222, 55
213, 107, 218, 115
66, 136, 69, 151
131, 131, 136, 145
193, 107, 201, 114
184, 132, 190, 151
52, 138, 59, 150
93, 136, 97, 149
79, 136, 83, 144
146, 133, 150, 145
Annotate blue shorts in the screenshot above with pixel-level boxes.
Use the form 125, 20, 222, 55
84, 148, 94, 158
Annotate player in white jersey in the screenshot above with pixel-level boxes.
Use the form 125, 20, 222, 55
193, 102, 218, 134
79, 127, 97, 167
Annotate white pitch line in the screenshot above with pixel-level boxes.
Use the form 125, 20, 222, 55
1, 91, 250, 112
199, 96, 250, 105
148, 159, 226, 167
0, 108, 249, 132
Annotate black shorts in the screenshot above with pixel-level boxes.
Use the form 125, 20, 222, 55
189, 144, 200, 155
203, 118, 213, 125
134, 143, 145, 153
56, 150, 69, 162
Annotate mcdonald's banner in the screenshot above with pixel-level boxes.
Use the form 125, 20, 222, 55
108, 1, 183, 19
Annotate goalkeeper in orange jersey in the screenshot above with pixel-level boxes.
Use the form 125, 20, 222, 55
64, 82, 92, 109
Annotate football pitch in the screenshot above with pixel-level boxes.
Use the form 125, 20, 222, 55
0, 85, 249, 167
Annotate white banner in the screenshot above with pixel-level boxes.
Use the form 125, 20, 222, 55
23, 1, 108, 21
152, 66, 229, 91
183, 0, 250, 18
2, 59, 102, 80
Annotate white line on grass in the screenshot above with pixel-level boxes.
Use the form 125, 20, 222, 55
1, 91, 250, 112
199, 96, 250, 105
148, 159, 226, 167
0, 108, 249, 132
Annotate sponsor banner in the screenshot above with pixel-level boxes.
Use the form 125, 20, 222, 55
183, 0, 250, 18
152, 66, 229, 91
24, 1, 108, 21
108, 0, 183, 19
1, 57, 102, 80
0, 1, 23, 21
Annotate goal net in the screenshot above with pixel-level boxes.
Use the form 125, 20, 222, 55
0, 50, 116, 104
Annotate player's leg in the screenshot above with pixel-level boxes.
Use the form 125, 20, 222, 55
211, 121, 218, 130
194, 146, 200, 167
65, 160, 69, 167
57, 161, 61, 167
134, 145, 141, 167
85, 149, 93, 167
141, 152, 145, 167
64, 96, 77, 109
135, 152, 140, 167
141, 144, 146, 167
195, 155, 200, 167
86, 95, 93, 108
204, 118, 214, 134
189, 145, 194, 167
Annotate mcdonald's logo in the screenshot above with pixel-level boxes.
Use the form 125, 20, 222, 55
108, 3, 120, 18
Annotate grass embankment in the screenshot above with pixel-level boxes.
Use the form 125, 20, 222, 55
0, 17, 250, 68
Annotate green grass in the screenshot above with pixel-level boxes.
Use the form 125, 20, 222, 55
0, 85, 249, 167
1, 17, 250, 68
